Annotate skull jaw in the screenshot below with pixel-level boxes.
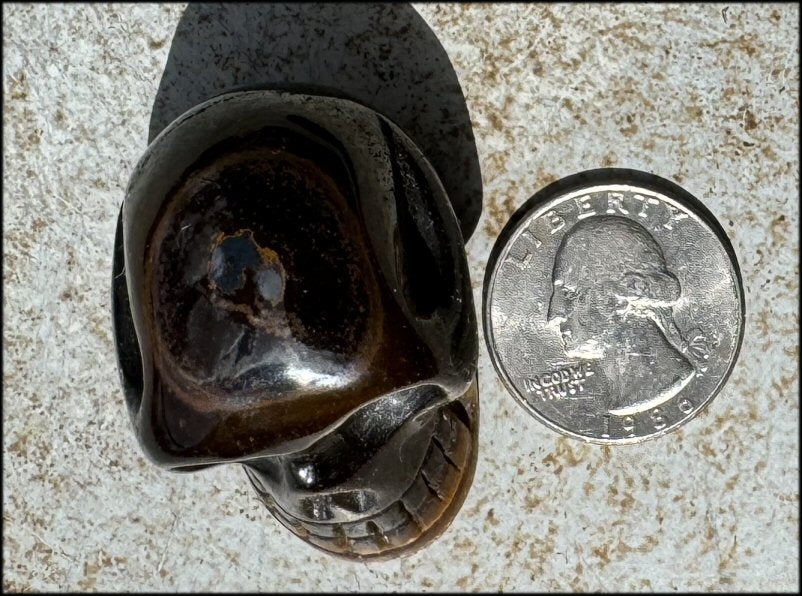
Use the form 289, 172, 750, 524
244, 377, 479, 560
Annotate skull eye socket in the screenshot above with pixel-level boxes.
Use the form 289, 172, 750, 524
382, 119, 455, 319
112, 210, 144, 418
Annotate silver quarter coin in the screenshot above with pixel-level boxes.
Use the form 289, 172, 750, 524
483, 169, 745, 444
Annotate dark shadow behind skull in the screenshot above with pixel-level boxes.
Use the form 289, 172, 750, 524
148, 2, 481, 239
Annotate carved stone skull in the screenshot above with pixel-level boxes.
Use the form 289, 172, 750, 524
112, 90, 478, 559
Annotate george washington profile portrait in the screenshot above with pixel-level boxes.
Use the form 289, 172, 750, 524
546, 215, 699, 414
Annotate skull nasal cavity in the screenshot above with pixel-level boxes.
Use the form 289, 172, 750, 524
209, 231, 283, 305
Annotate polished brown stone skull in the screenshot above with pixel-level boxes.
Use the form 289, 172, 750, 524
112, 90, 478, 559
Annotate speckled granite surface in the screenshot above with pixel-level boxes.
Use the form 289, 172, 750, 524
3, 3, 798, 592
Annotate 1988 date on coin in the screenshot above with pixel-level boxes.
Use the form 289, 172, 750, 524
483, 169, 744, 444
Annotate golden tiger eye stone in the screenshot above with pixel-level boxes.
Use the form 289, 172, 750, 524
113, 90, 478, 558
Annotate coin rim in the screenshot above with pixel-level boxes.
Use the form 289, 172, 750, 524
482, 168, 746, 444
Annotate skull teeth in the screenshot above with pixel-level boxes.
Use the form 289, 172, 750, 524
256, 382, 477, 559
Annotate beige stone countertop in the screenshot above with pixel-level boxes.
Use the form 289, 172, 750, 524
3, 3, 798, 592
